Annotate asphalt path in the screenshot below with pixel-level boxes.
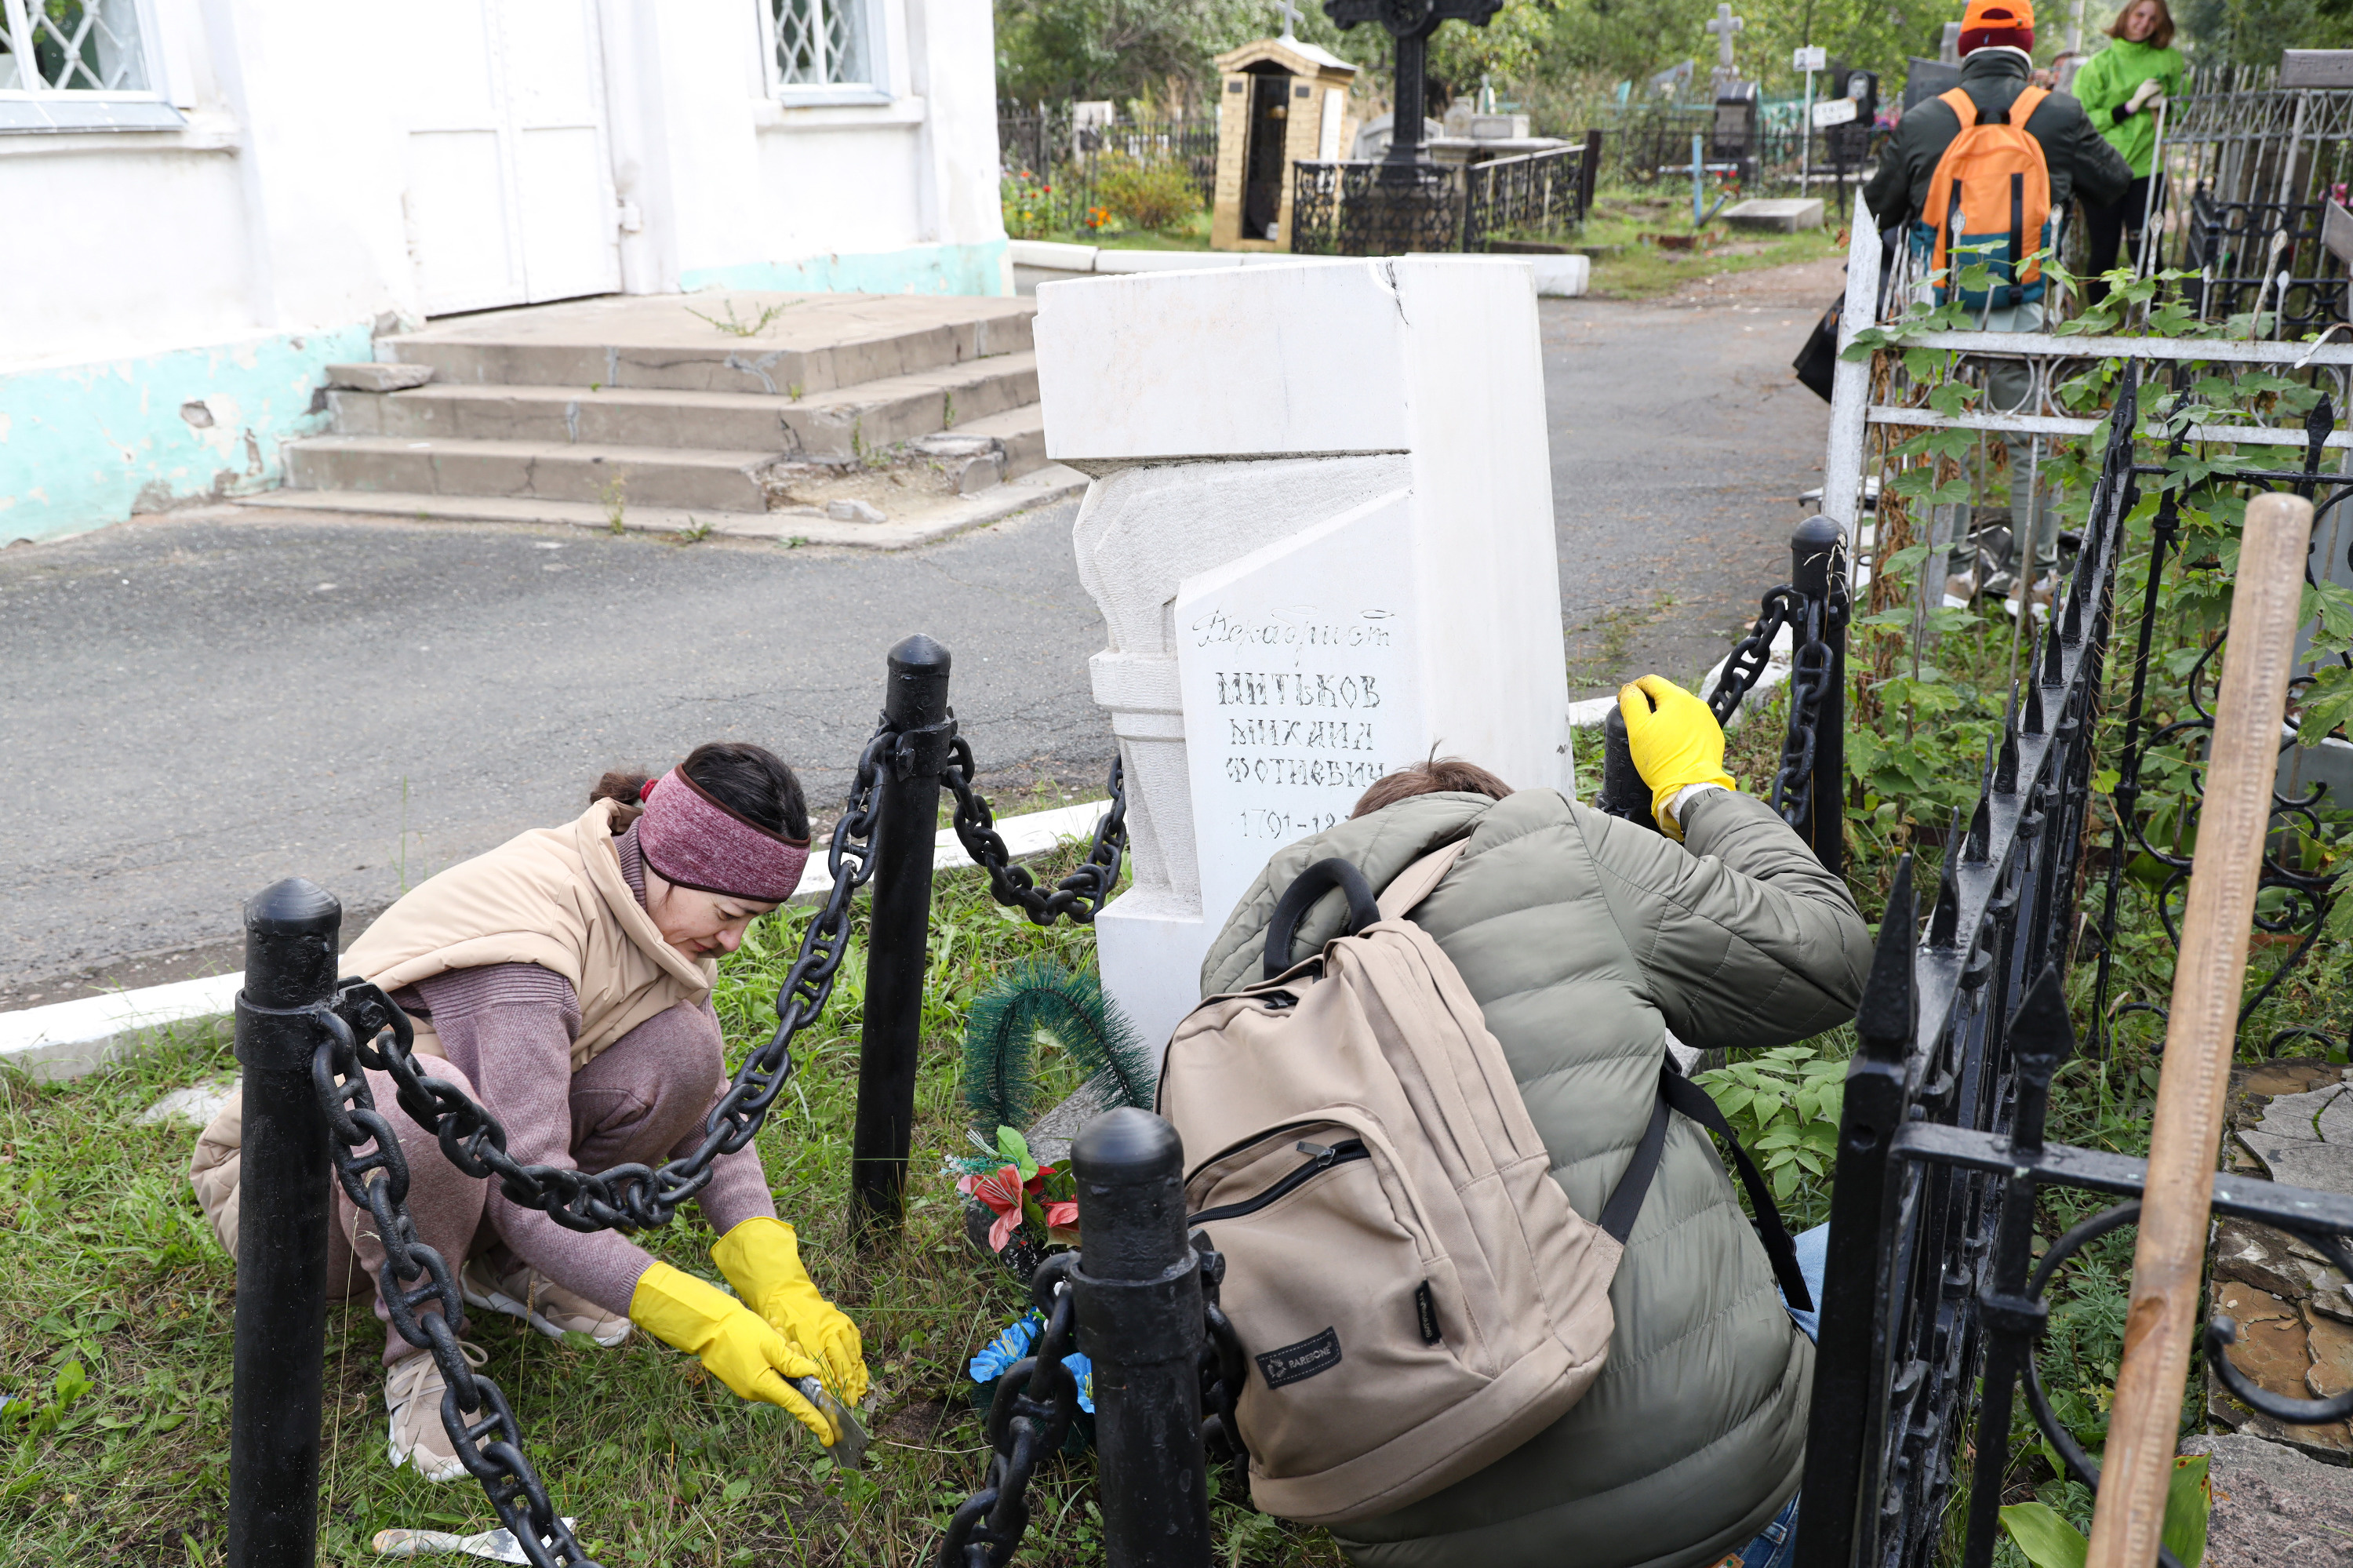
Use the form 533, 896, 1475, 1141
2, 259, 1835, 1008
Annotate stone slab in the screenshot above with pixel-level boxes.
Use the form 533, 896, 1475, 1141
1008, 239, 1100, 272
2181, 1433, 2353, 1563
325, 362, 434, 391
1722, 197, 1826, 232
1529, 255, 1591, 297
140, 1081, 237, 1127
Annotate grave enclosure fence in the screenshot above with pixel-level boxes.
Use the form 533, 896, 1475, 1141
997, 105, 1220, 235
1288, 136, 1598, 257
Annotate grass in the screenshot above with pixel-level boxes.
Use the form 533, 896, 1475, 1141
1577, 186, 1847, 300
0, 842, 1341, 1568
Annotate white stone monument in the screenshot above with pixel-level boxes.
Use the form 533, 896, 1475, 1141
1036, 257, 1574, 1054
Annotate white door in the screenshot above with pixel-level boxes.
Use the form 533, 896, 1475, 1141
403, 0, 623, 315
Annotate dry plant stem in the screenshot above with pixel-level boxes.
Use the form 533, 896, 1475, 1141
2004, 437, 2041, 700
2083, 491, 2317, 1568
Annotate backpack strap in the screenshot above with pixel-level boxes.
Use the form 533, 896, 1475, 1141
1263, 857, 1383, 980
1374, 839, 1471, 922
1658, 1060, 1815, 1311
1594, 1058, 1813, 1311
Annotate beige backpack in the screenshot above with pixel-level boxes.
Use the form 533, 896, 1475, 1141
1158, 843, 1807, 1526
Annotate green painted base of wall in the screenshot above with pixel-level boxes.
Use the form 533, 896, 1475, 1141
678, 239, 1011, 297
1, 323, 373, 546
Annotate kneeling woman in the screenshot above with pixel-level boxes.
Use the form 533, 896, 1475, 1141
192, 742, 865, 1479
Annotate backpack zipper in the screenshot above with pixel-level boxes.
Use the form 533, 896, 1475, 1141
1187, 1139, 1369, 1225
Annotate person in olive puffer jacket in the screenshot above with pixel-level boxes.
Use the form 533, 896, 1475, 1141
1199, 676, 1873, 1568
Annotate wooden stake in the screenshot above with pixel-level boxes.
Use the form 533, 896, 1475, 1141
2084, 491, 2315, 1568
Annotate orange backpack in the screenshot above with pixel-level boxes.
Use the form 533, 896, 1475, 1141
1916, 85, 2053, 309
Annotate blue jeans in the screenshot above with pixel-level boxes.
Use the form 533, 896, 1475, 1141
1725, 1493, 1801, 1568
1784, 1221, 1829, 1344
1726, 1224, 1833, 1568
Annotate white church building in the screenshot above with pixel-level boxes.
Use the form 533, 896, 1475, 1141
0, 0, 1008, 543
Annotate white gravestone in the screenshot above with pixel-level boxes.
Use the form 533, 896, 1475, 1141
1037, 257, 1573, 1055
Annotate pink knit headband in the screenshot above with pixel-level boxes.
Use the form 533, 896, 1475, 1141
636, 768, 809, 904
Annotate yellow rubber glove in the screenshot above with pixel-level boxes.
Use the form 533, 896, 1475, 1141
628, 1261, 836, 1446
1617, 674, 1738, 841
712, 1217, 869, 1404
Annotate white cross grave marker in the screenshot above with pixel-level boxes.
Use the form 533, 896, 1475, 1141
1706, 4, 1744, 71
1277, 0, 1301, 38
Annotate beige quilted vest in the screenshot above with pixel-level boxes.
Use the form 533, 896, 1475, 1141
188, 799, 711, 1254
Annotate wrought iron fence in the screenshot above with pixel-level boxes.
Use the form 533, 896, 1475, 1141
997, 104, 1218, 237
1464, 142, 1595, 252
1289, 158, 1464, 256
2151, 68, 2353, 328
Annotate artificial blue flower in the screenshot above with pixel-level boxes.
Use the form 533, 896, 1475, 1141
969, 1312, 1041, 1385
969, 1311, 1093, 1412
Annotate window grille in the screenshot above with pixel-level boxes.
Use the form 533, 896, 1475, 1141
1, 0, 151, 94
771, 0, 870, 89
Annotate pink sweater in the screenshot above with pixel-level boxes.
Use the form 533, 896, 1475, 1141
392, 821, 776, 1315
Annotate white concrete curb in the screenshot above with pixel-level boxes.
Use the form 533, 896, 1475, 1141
0, 799, 1113, 1082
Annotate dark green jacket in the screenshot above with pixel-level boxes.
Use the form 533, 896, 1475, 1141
1863, 48, 2133, 226
1200, 786, 1872, 1568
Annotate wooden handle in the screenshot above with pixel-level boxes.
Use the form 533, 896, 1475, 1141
2084, 491, 2315, 1568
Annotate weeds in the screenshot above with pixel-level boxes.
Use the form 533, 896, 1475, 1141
602, 475, 628, 537
671, 518, 715, 546
686, 299, 794, 339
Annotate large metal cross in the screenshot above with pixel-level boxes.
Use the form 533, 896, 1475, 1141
1324, 0, 1505, 164
1704, 2, 1744, 71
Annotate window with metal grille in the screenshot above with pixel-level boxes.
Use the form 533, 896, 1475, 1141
1, 0, 179, 131
769, 0, 871, 90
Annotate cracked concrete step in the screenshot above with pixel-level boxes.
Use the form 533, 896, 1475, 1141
285, 436, 776, 513
381, 293, 1036, 395
238, 463, 1093, 551
332, 352, 1039, 460
939, 404, 1049, 481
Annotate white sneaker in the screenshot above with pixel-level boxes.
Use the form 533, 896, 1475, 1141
385, 1341, 486, 1482
461, 1256, 631, 1347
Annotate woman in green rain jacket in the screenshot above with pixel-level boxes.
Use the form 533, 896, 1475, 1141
2071, 0, 2186, 298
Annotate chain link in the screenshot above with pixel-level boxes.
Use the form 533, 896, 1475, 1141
943, 748, 1129, 926
1704, 586, 1806, 725
938, 1258, 1086, 1568
1191, 1238, 1250, 1490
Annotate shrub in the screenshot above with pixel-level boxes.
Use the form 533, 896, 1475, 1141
1093, 152, 1202, 233
1001, 170, 1057, 239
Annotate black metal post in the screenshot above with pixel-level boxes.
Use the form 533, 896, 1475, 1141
1071, 1108, 1214, 1568
1960, 966, 2073, 1568
1790, 860, 1914, 1568
1598, 708, 1660, 829
227, 879, 341, 1568
851, 633, 954, 1248
1388, 29, 1430, 165
1792, 514, 1847, 876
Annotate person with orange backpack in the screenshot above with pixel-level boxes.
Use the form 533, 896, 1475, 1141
1861, 0, 2131, 609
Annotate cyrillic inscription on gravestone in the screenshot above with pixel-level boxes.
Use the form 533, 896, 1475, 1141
1174, 494, 1424, 929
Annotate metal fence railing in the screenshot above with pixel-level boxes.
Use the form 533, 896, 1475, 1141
998, 105, 1218, 238
1291, 136, 1598, 259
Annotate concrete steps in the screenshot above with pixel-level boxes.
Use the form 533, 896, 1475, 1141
287, 436, 777, 511
275, 291, 1058, 543
329, 351, 1038, 461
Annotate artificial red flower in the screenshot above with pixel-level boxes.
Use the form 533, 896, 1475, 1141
957, 1163, 1030, 1252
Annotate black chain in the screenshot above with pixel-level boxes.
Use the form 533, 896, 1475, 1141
314, 1001, 594, 1568
1769, 595, 1839, 832
325, 725, 891, 1238
939, 1257, 1086, 1568
1191, 1236, 1250, 1490
1704, 586, 1806, 724
943, 748, 1129, 926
